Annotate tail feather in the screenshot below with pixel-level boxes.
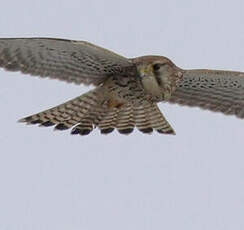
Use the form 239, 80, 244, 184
116, 104, 134, 134
98, 108, 118, 134
134, 105, 153, 134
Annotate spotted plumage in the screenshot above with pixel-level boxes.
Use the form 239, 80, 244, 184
1, 37, 244, 136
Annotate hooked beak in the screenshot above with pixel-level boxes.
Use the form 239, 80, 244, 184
138, 65, 153, 78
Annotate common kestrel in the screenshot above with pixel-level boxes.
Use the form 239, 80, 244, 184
0, 37, 243, 135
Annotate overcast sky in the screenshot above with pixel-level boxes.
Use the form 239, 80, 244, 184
0, 0, 244, 229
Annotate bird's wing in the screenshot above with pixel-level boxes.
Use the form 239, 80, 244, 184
0, 37, 136, 85
168, 69, 244, 118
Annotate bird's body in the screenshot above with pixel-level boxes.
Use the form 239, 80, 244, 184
0, 37, 244, 135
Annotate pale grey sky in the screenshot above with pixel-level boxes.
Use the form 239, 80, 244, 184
0, 0, 244, 229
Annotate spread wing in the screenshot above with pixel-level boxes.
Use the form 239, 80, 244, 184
168, 69, 244, 118
0, 37, 136, 85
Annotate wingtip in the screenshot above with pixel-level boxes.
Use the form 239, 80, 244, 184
118, 128, 134, 135
18, 118, 26, 123
157, 129, 176, 135
18, 115, 34, 123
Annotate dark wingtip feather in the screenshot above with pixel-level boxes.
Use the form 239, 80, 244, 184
139, 127, 153, 134
18, 116, 33, 123
31, 119, 43, 125
100, 128, 114, 134
79, 129, 92, 135
18, 116, 45, 125
157, 129, 176, 135
54, 123, 69, 130
71, 128, 81, 135
39, 121, 55, 127
118, 128, 134, 135
71, 127, 92, 136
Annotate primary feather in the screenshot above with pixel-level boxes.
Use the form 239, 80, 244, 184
0, 37, 135, 85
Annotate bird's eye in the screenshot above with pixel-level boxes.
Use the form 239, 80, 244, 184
153, 63, 161, 72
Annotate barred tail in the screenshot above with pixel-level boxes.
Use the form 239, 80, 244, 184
98, 103, 175, 135
19, 90, 175, 135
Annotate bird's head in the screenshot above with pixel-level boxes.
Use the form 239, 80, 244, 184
132, 56, 183, 100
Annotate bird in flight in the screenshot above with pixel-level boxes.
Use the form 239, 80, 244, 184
0, 37, 243, 136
